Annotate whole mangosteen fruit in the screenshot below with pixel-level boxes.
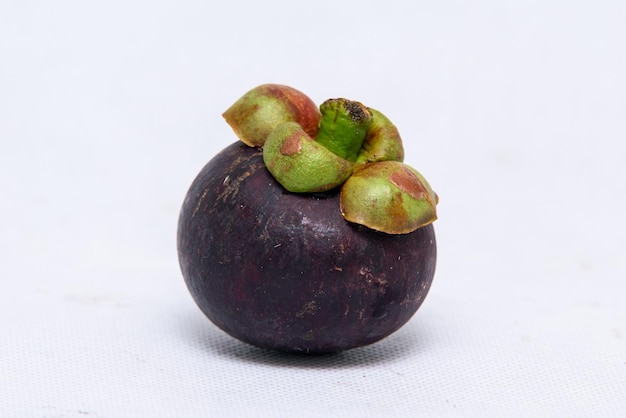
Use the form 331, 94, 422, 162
177, 84, 438, 353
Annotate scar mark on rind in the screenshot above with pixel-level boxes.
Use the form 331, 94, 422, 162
191, 189, 209, 218
296, 300, 318, 318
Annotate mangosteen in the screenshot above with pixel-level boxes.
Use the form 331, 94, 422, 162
177, 84, 438, 353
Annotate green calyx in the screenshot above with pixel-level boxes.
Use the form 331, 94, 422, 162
263, 122, 354, 193
340, 161, 438, 234
315, 99, 372, 162
223, 84, 438, 234
222, 84, 321, 147
356, 108, 404, 164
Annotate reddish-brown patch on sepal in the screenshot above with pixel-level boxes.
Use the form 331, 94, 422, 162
389, 167, 428, 201
223, 84, 321, 147
280, 132, 304, 156
265, 84, 322, 139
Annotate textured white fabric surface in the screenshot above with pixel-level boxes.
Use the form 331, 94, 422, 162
2, 1, 625, 417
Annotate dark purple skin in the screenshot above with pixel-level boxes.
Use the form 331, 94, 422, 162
177, 142, 437, 353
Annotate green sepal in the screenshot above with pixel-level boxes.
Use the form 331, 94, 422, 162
263, 122, 354, 193
340, 161, 437, 234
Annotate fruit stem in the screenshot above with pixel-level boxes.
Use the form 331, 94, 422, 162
315, 99, 372, 162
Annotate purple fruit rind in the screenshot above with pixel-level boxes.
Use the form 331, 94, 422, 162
178, 142, 437, 353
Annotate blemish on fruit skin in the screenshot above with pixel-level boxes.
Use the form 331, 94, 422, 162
280, 133, 303, 156
358, 266, 371, 277
216, 152, 261, 204
296, 300, 319, 318
217, 171, 252, 203
191, 188, 209, 218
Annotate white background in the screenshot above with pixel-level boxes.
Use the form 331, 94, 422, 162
2, 1, 625, 417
